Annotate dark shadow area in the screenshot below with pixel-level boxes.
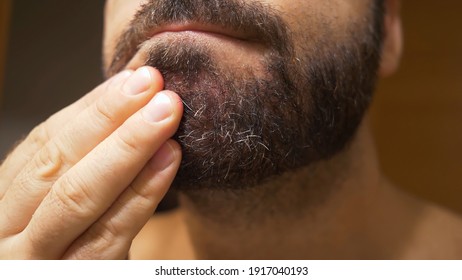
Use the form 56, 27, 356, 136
1, 0, 105, 157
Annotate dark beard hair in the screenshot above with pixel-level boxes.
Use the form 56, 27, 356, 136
108, 0, 385, 190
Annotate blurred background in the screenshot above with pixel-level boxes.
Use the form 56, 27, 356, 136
0, 1, 461, 214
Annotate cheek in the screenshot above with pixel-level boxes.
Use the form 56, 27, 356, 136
284, 2, 372, 53
261, 0, 369, 35
103, 0, 147, 71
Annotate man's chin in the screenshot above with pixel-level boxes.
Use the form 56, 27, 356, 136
170, 160, 305, 191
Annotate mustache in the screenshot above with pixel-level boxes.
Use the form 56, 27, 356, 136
107, 0, 291, 76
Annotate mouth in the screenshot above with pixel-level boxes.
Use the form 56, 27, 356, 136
106, 0, 291, 77
122, 21, 265, 71
148, 22, 258, 42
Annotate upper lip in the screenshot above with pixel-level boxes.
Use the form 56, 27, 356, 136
122, 22, 259, 70
147, 22, 256, 42
109, 21, 261, 75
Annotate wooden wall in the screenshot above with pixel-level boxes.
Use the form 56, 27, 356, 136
0, 0, 11, 107
370, 1, 462, 214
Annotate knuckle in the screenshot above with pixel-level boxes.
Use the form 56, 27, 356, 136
28, 123, 51, 149
114, 127, 143, 155
51, 175, 97, 219
9, 141, 65, 199
67, 222, 125, 260
93, 97, 118, 126
7, 142, 66, 208
127, 183, 154, 206
93, 220, 120, 244
34, 142, 64, 181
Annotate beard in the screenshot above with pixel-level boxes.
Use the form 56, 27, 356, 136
107, 0, 385, 190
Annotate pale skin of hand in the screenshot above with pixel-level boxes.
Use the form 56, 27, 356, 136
0, 66, 183, 259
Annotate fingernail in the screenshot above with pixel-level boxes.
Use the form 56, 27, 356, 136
150, 142, 176, 171
142, 92, 173, 122
109, 70, 132, 86
122, 67, 151, 95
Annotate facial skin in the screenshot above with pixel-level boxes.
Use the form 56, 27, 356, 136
103, 0, 385, 190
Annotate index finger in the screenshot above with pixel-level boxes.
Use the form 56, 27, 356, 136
0, 71, 132, 197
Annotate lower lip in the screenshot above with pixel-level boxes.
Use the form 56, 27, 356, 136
152, 30, 248, 42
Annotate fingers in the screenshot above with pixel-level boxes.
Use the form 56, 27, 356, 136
63, 140, 181, 259
0, 70, 132, 198
0, 67, 164, 235
16, 90, 183, 259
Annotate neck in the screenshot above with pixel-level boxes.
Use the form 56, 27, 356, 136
178, 118, 422, 259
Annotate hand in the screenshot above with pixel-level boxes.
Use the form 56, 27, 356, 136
0, 66, 183, 259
